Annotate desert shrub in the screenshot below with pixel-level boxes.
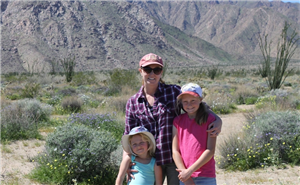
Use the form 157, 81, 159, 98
0, 96, 9, 108
21, 83, 41, 98
237, 94, 258, 105
1, 99, 53, 140
58, 87, 77, 97
235, 87, 259, 105
205, 92, 237, 114
255, 89, 292, 110
108, 96, 128, 113
206, 65, 221, 80
244, 97, 258, 105
61, 96, 83, 113
47, 95, 62, 106
4, 73, 27, 83
71, 71, 97, 86
60, 55, 76, 83
255, 94, 276, 109
217, 111, 300, 171
78, 94, 100, 108
68, 113, 124, 141
258, 21, 299, 90
224, 68, 247, 77
104, 69, 138, 96
293, 99, 300, 110
6, 93, 22, 100
29, 123, 119, 184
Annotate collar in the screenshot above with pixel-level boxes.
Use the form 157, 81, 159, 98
137, 82, 164, 100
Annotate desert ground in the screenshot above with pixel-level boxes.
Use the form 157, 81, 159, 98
1, 104, 299, 185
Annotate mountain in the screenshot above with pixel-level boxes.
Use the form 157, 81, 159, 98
1, 1, 299, 74
1, 1, 235, 73
135, 0, 300, 61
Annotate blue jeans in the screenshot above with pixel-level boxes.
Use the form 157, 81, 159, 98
179, 177, 216, 185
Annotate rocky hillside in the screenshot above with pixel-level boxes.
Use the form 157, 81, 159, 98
1, 1, 299, 73
136, 0, 300, 60
1, 1, 235, 73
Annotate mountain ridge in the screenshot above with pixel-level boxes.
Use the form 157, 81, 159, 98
1, 1, 299, 74
138, 0, 300, 60
1, 1, 236, 73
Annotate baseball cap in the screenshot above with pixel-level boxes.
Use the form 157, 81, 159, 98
177, 83, 203, 99
121, 126, 156, 155
139, 53, 164, 67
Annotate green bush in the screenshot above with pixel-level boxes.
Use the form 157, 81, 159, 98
4, 73, 27, 83
1, 99, 53, 140
245, 97, 258, 105
21, 83, 41, 98
255, 94, 276, 109
236, 89, 258, 105
217, 111, 300, 171
207, 94, 237, 114
29, 123, 119, 184
6, 93, 22, 100
68, 113, 124, 142
71, 72, 97, 86
206, 65, 221, 80
47, 95, 62, 106
295, 101, 300, 110
78, 94, 100, 108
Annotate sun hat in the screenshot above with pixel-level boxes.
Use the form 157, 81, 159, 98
139, 53, 164, 67
177, 83, 203, 99
121, 126, 156, 155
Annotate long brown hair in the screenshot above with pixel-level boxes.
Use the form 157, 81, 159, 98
195, 102, 209, 125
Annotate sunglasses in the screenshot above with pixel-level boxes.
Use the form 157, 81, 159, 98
141, 67, 163, 75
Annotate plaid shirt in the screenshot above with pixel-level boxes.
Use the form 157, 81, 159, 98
125, 83, 181, 165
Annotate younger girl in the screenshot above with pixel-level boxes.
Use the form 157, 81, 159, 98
115, 126, 162, 185
172, 83, 217, 185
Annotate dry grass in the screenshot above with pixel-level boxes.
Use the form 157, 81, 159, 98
215, 105, 300, 185
1, 69, 300, 185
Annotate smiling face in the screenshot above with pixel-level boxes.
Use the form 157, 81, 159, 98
180, 94, 202, 118
139, 64, 163, 86
130, 134, 149, 157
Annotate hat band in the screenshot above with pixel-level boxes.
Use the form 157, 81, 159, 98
179, 91, 200, 98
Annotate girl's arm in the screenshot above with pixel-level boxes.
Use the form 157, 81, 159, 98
172, 126, 186, 169
154, 163, 163, 185
206, 110, 222, 137
182, 132, 217, 181
115, 154, 132, 185
172, 126, 195, 184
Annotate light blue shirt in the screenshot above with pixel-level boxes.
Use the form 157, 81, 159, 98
128, 155, 156, 185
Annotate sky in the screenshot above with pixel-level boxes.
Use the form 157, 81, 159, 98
282, 0, 299, 2
270, 0, 300, 3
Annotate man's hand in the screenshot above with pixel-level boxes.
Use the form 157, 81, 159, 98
126, 162, 138, 182
207, 119, 222, 137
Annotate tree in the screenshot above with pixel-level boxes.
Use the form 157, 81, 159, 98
60, 55, 76, 82
258, 21, 299, 90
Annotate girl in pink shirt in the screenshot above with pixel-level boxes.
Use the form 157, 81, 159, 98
172, 83, 217, 185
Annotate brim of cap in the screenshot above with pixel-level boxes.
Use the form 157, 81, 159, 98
141, 61, 163, 67
177, 91, 200, 99
121, 131, 156, 154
